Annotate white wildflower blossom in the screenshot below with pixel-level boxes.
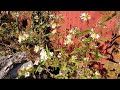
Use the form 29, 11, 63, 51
82, 38, 85, 42
20, 66, 25, 71
71, 55, 77, 60
64, 39, 74, 45
25, 72, 30, 78
51, 29, 57, 35
95, 46, 98, 48
51, 23, 57, 29
49, 14, 54, 18
34, 58, 40, 65
69, 29, 76, 34
57, 53, 62, 58
91, 28, 94, 33
40, 48, 48, 61
18, 33, 29, 43
18, 35, 23, 43
39, 46, 44, 50
34, 15, 39, 22
95, 71, 100, 76
80, 13, 91, 21
59, 72, 63, 76
16, 12, 19, 17
90, 33, 100, 39
26, 64, 33, 70
15, 77, 19, 79
50, 52, 54, 57
66, 34, 72, 40
34, 45, 40, 53
64, 34, 74, 45
23, 33, 29, 39
83, 57, 89, 61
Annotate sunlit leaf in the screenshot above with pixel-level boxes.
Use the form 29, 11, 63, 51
76, 30, 92, 37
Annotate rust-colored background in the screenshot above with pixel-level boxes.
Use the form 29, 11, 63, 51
51, 11, 118, 64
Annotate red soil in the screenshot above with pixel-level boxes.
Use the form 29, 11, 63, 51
50, 11, 117, 65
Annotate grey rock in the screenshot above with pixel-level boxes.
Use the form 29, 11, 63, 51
6, 61, 33, 79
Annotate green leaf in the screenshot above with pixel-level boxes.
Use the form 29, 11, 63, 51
36, 65, 43, 73
98, 38, 110, 42
90, 52, 105, 58
76, 30, 92, 37
45, 45, 50, 57
84, 37, 92, 44
99, 11, 116, 26
44, 33, 51, 37
95, 48, 98, 59
71, 47, 81, 54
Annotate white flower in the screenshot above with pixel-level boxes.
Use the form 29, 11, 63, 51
39, 46, 44, 50
26, 64, 33, 70
40, 49, 48, 61
90, 33, 100, 39
15, 12, 19, 17
82, 39, 85, 42
59, 72, 63, 76
95, 46, 98, 48
50, 52, 54, 57
64, 34, 74, 45
18, 33, 29, 43
57, 53, 62, 58
66, 34, 72, 40
23, 33, 29, 39
49, 14, 54, 17
15, 77, 18, 79
80, 13, 91, 21
64, 41, 67, 45
25, 72, 30, 78
34, 15, 39, 19
51, 23, 57, 29
20, 66, 25, 71
64, 39, 74, 45
91, 28, 94, 33
71, 55, 77, 60
34, 58, 40, 65
18, 35, 23, 43
95, 71, 100, 76
51, 29, 57, 35
83, 57, 89, 61
87, 75, 91, 78
69, 29, 76, 34
34, 15, 39, 22
34, 45, 40, 53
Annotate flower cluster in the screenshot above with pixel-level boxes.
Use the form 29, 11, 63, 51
18, 33, 29, 43
57, 53, 62, 58
51, 29, 57, 35
69, 28, 77, 34
34, 45, 40, 53
18, 62, 33, 78
34, 15, 39, 22
90, 28, 100, 40
80, 13, 91, 21
64, 34, 74, 45
40, 48, 54, 62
